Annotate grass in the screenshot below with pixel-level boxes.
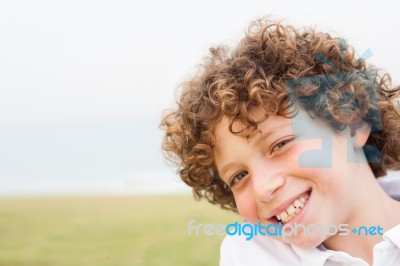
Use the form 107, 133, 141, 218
0, 195, 239, 266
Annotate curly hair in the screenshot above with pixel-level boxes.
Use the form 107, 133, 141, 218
160, 18, 400, 212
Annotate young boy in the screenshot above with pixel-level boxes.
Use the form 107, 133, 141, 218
161, 18, 400, 265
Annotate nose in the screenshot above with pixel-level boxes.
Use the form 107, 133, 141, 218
251, 163, 286, 202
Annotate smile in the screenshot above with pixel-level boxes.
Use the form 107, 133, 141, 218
276, 193, 309, 223
267, 190, 311, 225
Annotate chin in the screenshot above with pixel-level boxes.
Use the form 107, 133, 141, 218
283, 234, 325, 250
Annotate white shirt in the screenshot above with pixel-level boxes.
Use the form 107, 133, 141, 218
220, 177, 400, 266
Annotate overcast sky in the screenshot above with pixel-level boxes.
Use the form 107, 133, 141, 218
0, 0, 399, 196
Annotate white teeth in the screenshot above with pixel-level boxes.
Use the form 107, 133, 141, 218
274, 194, 309, 223
287, 205, 296, 215
280, 212, 288, 220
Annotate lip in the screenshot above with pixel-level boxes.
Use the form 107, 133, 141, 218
266, 189, 312, 221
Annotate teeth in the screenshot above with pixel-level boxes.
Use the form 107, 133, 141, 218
275, 194, 309, 223
280, 212, 288, 220
287, 205, 296, 215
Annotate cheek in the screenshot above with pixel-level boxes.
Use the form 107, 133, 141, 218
295, 166, 342, 206
283, 231, 327, 249
234, 191, 259, 223
296, 164, 347, 197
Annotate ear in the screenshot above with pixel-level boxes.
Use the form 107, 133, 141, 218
350, 121, 371, 149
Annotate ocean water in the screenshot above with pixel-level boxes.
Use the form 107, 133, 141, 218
0, 171, 191, 197
2, 171, 399, 198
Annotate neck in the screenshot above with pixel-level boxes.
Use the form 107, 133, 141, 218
322, 169, 400, 265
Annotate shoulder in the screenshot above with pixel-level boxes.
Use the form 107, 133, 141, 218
378, 174, 400, 201
219, 234, 301, 266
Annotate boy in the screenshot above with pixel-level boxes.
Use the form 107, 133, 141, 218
161, 18, 400, 265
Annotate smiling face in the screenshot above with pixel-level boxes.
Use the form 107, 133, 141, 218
214, 108, 371, 248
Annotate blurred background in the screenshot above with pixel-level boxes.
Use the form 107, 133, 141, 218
0, 0, 399, 265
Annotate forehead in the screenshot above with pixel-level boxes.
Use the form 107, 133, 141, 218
213, 114, 291, 154
213, 107, 339, 155
214, 106, 352, 180
214, 107, 286, 139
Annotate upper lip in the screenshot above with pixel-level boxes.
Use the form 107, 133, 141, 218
265, 190, 311, 220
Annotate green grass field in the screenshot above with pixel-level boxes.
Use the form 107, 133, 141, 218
0, 195, 239, 266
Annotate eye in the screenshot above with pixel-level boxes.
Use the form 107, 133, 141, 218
270, 138, 294, 153
230, 170, 249, 188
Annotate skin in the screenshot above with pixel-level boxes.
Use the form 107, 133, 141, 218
214, 107, 400, 264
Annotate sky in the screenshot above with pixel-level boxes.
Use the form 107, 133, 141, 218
0, 0, 399, 196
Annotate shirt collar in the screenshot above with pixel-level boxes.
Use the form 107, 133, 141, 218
292, 244, 369, 266
383, 224, 400, 248
291, 245, 333, 266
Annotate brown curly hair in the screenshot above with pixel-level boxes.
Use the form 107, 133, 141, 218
160, 18, 400, 212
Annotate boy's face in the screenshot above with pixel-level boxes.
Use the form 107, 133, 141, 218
214, 107, 367, 248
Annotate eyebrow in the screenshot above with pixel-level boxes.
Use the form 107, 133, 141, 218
218, 121, 292, 178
